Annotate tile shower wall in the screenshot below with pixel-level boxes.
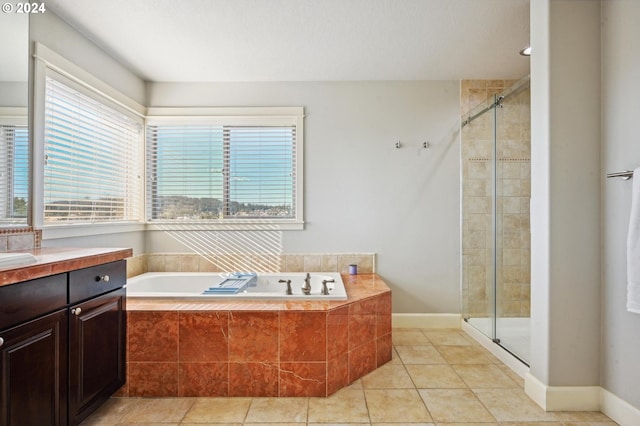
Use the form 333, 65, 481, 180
461, 80, 531, 319
127, 253, 376, 278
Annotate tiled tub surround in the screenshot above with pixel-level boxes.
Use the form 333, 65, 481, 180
121, 273, 391, 398
126, 252, 376, 278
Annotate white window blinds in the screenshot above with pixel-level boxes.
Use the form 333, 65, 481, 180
0, 125, 28, 223
146, 123, 297, 221
43, 75, 142, 223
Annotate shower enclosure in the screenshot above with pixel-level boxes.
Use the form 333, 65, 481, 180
460, 77, 531, 364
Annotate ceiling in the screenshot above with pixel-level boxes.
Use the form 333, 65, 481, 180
46, 0, 530, 82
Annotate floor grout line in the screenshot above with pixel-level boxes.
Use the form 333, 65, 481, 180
80, 328, 618, 426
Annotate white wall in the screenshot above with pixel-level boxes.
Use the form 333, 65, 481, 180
529, 0, 601, 389
529, 0, 640, 414
27, 10, 462, 313
0, 82, 28, 107
601, 0, 640, 409
147, 81, 461, 313
29, 10, 146, 105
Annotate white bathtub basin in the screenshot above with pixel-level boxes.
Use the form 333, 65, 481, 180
127, 272, 348, 300
0, 252, 38, 268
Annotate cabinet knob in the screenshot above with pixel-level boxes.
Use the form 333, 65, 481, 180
0, 337, 3, 347
96, 275, 110, 282
71, 308, 82, 316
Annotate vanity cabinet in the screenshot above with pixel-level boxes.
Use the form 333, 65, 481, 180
68, 272, 125, 426
0, 259, 127, 426
0, 309, 68, 426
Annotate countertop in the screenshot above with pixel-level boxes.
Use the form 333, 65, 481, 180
0, 247, 133, 287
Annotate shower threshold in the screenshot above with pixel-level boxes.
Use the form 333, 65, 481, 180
466, 316, 530, 363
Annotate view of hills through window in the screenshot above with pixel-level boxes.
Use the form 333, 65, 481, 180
147, 124, 296, 221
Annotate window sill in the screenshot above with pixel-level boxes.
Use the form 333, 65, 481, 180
42, 220, 304, 240
145, 220, 304, 231
42, 222, 147, 240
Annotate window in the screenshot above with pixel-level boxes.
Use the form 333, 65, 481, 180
0, 124, 28, 223
146, 109, 303, 229
43, 74, 142, 224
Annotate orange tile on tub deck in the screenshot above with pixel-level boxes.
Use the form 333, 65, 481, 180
349, 310, 376, 350
124, 273, 392, 398
327, 305, 349, 360
229, 361, 279, 397
376, 292, 392, 337
349, 340, 377, 381
279, 362, 327, 397
178, 362, 228, 397
128, 311, 178, 362
228, 311, 279, 362
327, 352, 349, 395
128, 362, 178, 397
178, 311, 229, 362
377, 333, 393, 366
350, 296, 377, 315
280, 311, 327, 362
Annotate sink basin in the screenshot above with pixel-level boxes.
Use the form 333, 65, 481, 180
0, 252, 38, 268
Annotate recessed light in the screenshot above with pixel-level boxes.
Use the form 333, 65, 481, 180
519, 46, 531, 56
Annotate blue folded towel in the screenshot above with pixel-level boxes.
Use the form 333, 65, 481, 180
203, 272, 257, 294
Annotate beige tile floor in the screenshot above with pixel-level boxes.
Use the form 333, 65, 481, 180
81, 328, 618, 425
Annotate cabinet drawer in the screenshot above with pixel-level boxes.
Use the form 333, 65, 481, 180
0, 273, 67, 331
69, 260, 126, 304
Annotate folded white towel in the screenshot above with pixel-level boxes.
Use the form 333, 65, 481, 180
627, 168, 640, 313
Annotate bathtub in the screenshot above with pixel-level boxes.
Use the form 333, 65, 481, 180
126, 271, 347, 300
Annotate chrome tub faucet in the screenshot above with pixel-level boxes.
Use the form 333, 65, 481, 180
302, 272, 311, 295
321, 279, 335, 295
279, 279, 292, 295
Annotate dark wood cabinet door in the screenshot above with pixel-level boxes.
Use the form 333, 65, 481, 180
0, 309, 68, 426
68, 288, 125, 426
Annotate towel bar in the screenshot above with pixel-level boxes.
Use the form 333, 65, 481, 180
606, 170, 634, 180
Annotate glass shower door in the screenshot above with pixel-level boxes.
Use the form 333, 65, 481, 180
461, 77, 530, 365
494, 81, 531, 363
461, 88, 497, 341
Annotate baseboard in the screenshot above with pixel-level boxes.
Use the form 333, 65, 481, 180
601, 388, 640, 426
525, 373, 640, 424
524, 372, 547, 408
392, 313, 461, 329
524, 373, 600, 411
545, 386, 601, 411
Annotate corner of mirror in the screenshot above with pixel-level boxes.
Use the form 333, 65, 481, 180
0, 11, 30, 230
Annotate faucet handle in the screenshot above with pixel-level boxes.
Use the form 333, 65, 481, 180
321, 279, 335, 295
279, 279, 293, 295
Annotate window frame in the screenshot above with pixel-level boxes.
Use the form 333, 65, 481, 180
145, 108, 304, 231
33, 43, 147, 238
32, 43, 304, 237
41, 71, 144, 225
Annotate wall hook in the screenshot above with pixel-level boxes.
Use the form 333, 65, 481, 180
395, 141, 402, 149
423, 141, 430, 149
